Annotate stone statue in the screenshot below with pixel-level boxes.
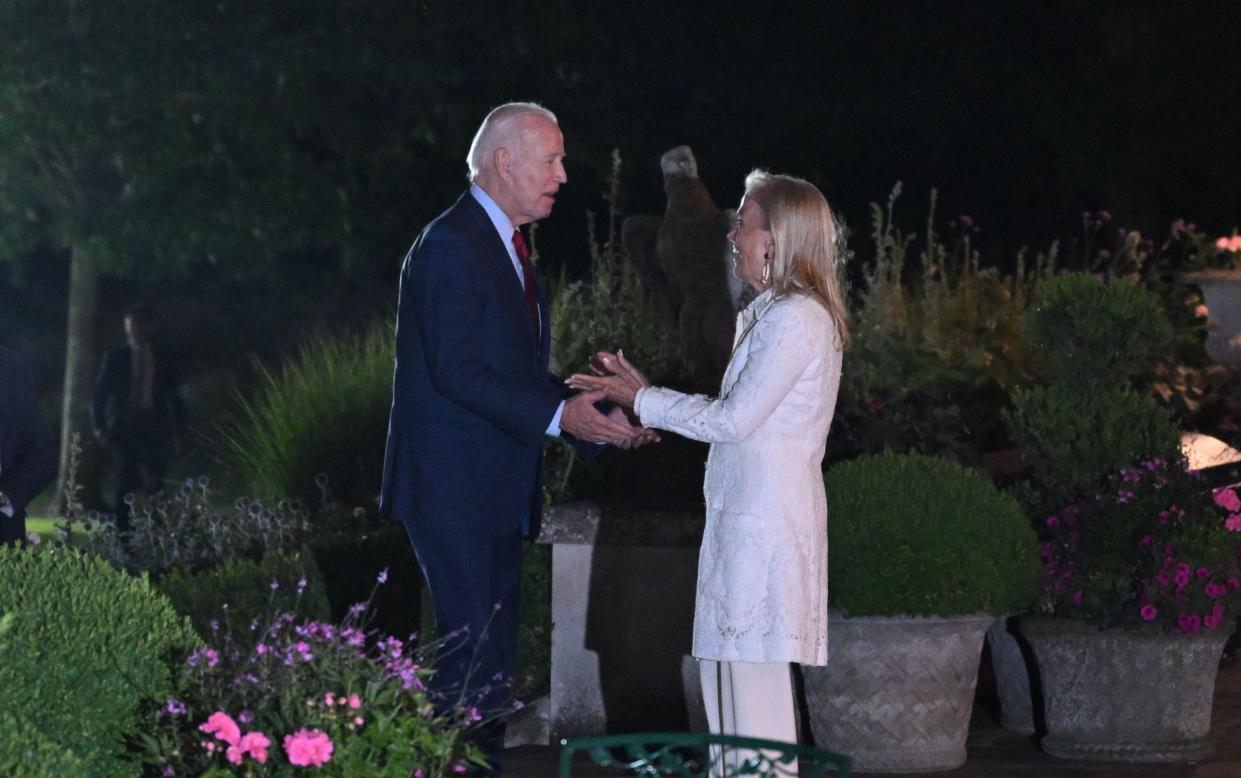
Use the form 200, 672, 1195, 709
622, 146, 743, 386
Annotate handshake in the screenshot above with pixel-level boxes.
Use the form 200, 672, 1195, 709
559, 350, 660, 449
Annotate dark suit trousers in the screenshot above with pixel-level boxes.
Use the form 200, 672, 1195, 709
0, 512, 26, 546
407, 525, 523, 772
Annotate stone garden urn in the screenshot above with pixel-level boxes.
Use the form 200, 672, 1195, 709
1185, 269, 1241, 364
1020, 616, 1234, 762
802, 611, 995, 772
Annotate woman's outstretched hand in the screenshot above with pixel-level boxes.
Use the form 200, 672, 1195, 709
566, 349, 651, 408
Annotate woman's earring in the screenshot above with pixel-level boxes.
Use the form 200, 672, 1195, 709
761, 263, 771, 284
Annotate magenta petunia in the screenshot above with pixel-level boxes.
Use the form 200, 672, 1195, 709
1140, 604, 1157, 621
1178, 614, 1202, 634
284, 729, 334, 767
1205, 604, 1226, 630
1227, 514, 1241, 532
1214, 488, 1241, 512
198, 711, 241, 747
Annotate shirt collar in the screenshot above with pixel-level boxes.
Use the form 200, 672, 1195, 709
470, 183, 516, 245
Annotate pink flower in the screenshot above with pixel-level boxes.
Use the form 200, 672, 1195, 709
1229, 577, 1241, 590
1140, 603, 1158, 621
1195, 303, 1209, 318
1227, 514, 1241, 532
1045, 515, 1059, 528
1217, 236, 1232, 251
240, 732, 270, 763
1206, 604, 1226, 630
226, 745, 245, 765
324, 692, 335, 707
1155, 570, 1172, 587
1178, 614, 1202, 634
1206, 582, 1227, 598
199, 711, 241, 746
1197, 567, 1212, 580
284, 729, 334, 767
348, 693, 362, 710
1071, 590, 1083, 605
1175, 569, 1191, 589
1214, 489, 1241, 512
353, 716, 365, 727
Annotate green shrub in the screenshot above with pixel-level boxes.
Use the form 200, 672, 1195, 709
0, 712, 87, 776
0, 546, 198, 777
1020, 272, 1172, 392
1005, 272, 1181, 513
156, 549, 331, 642
1005, 385, 1181, 513
825, 453, 1038, 617
218, 321, 394, 508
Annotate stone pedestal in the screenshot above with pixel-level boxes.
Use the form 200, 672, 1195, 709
539, 502, 704, 739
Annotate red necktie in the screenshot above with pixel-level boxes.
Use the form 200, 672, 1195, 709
512, 229, 540, 333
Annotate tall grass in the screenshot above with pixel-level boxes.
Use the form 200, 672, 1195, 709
218, 322, 394, 508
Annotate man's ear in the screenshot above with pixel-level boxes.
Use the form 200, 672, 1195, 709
494, 147, 512, 183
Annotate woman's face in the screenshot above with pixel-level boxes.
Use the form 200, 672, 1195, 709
728, 195, 773, 293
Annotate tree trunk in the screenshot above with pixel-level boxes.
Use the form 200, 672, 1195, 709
53, 243, 101, 513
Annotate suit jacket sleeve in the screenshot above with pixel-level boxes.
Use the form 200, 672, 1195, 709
408, 230, 562, 448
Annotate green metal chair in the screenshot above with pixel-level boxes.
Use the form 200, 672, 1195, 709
558, 732, 851, 777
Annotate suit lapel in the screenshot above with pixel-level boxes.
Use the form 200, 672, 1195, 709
457, 193, 543, 354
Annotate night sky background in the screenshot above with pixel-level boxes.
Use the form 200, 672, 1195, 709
3, 0, 1240, 400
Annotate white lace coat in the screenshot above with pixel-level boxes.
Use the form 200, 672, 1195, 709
634, 289, 842, 665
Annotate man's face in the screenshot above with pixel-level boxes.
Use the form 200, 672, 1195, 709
124, 315, 151, 345
500, 117, 567, 226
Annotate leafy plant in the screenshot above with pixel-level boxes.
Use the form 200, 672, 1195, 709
0, 546, 199, 777
218, 321, 394, 508
1036, 458, 1241, 634
157, 550, 332, 644
1005, 272, 1181, 514
825, 452, 1038, 617
56, 475, 312, 578
833, 184, 1053, 465
136, 576, 486, 777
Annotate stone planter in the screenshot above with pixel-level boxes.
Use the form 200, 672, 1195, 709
1020, 616, 1234, 762
1185, 269, 1241, 364
987, 615, 1036, 735
803, 611, 994, 772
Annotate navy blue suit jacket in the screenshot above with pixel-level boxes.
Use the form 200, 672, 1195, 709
380, 192, 565, 539
0, 346, 57, 530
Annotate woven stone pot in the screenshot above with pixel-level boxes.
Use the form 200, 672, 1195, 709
1020, 616, 1233, 762
803, 612, 994, 772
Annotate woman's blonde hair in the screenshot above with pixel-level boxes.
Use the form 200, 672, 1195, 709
744, 170, 850, 349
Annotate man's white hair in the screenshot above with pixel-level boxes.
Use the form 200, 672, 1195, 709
466, 102, 558, 182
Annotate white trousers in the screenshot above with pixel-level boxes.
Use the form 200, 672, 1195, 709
698, 659, 798, 777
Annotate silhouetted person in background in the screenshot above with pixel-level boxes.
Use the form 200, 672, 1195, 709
92, 304, 184, 531
0, 345, 57, 546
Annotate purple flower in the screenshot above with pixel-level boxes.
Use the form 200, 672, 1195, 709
1196, 567, 1212, 580
1098, 210, 1112, 222
1178, 614, 1202, 634
1140, 604, 1157, 621
163, 698, 187, 716
1071, 590, 1083, 606
1045, 515, 1059, 528
1205, 604, 1226, 630
297, 577, 308, 591
377, 568, 389, 585
270, 580, 280, 591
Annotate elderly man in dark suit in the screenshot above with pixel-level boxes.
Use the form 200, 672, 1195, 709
380, 102, 653, 770
0, 346, 57, 546
91, 304, 184, 531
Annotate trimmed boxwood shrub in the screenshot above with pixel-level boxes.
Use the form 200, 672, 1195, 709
826, 452, 1038, 617
155, 548, 331, 642
0, 546, 198, 777
0, 712, 87, 776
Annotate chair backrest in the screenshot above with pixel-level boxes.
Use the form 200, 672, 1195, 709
558, 731, 851, 777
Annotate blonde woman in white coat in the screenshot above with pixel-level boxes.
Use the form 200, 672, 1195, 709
569, 171, 849, 772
